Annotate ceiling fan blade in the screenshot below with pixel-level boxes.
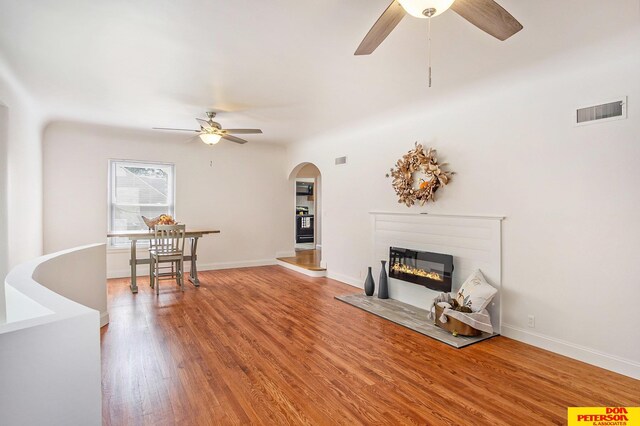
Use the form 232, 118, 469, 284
221, 134, 248, 144
196, 118, 213, 129
152, 127, 200, 132
451, 0, 523, 41
223, 129, 263, 134
355, 1, 406, 55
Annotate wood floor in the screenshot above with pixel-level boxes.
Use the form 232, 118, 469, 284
276, 249, 324, 271
101, 266, 640, 425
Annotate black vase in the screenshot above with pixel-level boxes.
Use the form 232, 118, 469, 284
378, 260, 389, 299
364, 267, 375, 296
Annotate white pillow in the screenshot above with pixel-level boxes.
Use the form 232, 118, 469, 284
455, 269, 497, 312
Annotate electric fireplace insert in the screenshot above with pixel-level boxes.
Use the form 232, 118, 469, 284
389, 247, 453, 292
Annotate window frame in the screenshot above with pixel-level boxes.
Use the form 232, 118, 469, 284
108, 159, 176, 248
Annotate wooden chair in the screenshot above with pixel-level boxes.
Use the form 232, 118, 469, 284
149, 224, 186, 295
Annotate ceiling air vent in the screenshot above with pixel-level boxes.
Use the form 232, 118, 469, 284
576, 97, 627, 126
335, 156, 347, 165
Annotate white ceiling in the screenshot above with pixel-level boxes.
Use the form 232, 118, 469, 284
1, 0, 638, 144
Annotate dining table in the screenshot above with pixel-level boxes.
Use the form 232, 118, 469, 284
107, 229, 220, 293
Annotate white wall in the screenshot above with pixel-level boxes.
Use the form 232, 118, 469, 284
43, 121, 292, 277
1, 55, 44, 323
2, 244, 103, 426
296, 163, 320, 178
287, 32, 640, 378
32, 244, 109, 327
0, 55, 43, 275
0, 105, 7, 322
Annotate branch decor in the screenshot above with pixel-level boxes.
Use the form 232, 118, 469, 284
387, 143, 454, 207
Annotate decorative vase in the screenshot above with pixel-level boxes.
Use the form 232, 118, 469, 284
378, 260, 389, 299
364, 267, 375, 296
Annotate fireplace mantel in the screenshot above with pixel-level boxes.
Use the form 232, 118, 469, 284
369, 211, 503, 333
368, 211, 505, 221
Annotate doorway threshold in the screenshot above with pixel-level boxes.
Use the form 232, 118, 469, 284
276, 249, 326, 277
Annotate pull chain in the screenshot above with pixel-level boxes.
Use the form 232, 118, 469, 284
427, 14, 432, 88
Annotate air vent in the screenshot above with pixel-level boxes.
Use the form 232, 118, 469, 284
335, 156, 347, 165
576, 97, 627, 126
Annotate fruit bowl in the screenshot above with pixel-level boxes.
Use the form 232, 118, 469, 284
142, 214, 177, 230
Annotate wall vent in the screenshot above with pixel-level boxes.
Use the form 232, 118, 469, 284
335, 156, 347, 165
576, 97, 627, 126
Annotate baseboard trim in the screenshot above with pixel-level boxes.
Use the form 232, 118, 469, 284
275, 250, 296, 258
108, 259, 277, 278
327, 272, 362, 288
107, 269, 137, 279
100, 312, 110, 328
501, 323, 640, 380
197, 259, 277, 271
276, 260, 326, 277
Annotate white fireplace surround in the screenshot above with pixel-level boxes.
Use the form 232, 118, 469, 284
369, 212, 503, 333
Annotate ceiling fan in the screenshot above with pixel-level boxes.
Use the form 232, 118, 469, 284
356, 0, 523, 55
355, 0, 523, 85
153, 112, 262, 145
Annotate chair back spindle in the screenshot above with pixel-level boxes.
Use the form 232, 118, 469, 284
149, 224, 186, 294
152, 224, 186, 255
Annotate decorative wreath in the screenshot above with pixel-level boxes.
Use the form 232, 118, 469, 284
387, 143, 454, 207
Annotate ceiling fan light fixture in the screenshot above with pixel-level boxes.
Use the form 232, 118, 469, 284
397, 0, 455, 18
200, 133, 222, 145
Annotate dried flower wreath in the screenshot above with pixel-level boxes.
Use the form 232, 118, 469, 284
387, 143, 454, 207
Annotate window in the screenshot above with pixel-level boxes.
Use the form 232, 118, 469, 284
108, 160, 175, 247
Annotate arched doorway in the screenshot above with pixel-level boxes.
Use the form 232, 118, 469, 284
291, 163, 320, 250
276, 162, 325, 276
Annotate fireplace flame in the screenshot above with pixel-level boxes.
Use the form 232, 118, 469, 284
391, 263, 444, 281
